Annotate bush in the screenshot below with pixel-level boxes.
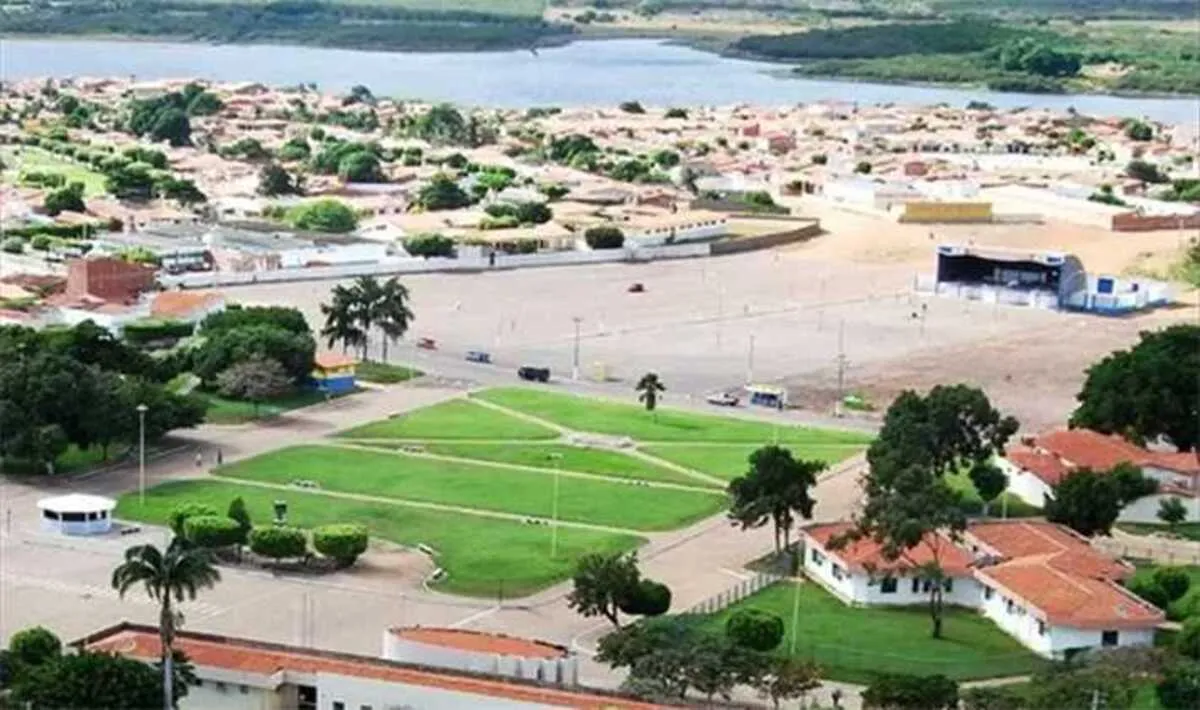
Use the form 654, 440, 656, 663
862, 673, 959, 710
584, 226, 624, 250
855, 161, 873, 174
480, 215, 520, 230
1179, 617, 1200, 660
9, 627, 62, 669
664, 107, 688, 119
123, 318, 196, 345
619, 100, 645, 114
168, 502, 218, 536
618, 579, 672, 617
30, 234, 53, 251
249, 526, 307, 561
1129, 578, 1171, 609
961, 686, 1026, 710
1127, 159, 1169, 184
811, 153, 828, 165
1158, 661, 1200, 710
183, 515, 243, 549
227, 496, 252, 545
403, 233, 456, 258
1155, 567, 1192, 603
312, 524, 369, 567
287, 199, 358, 233
724, 608, 784, 652
2, 237, 24, 254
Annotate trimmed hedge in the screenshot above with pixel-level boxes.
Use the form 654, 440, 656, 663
249, 526, 307, 561
312, 524, 369, 567
123, 319, 196, 345
183, 515, 243, 549
168, 503, 219, 536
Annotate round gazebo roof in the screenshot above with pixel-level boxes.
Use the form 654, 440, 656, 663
37, 493, 117, 514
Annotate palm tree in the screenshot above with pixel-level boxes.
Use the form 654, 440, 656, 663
112, 538, 221, 710
320, 284, 366, 355
350, 276, 386, 360
374, 277, 414, 363
636, 372, 666, 414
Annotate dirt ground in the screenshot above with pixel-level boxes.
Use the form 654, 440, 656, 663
227, 201, 1196, 435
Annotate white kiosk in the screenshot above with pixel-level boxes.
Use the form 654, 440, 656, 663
37, 494, 116, 535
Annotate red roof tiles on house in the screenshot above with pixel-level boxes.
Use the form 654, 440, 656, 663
804, 521, 975, 576
966, 520, 1130, 581
979, 560, 1163, 630
315, 352, 358, 370
1005, 447, 1071, 486
151, 291, 224, 320
1035, 429, 1148, 471
389, 628, 566, 660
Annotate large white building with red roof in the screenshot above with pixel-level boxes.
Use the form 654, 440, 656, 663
999, 429, 1200, 522
801, 519, 1164, 659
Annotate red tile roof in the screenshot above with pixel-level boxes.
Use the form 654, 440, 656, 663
1034, 429, 1147, 472
315, 352, 358, 370
389, 628, 566, 660
151, 291, 224, 319
804, 521, 974, 576
967, 520, 1130, 581
81, 624, 662, 710
1005, 447, 1070, 486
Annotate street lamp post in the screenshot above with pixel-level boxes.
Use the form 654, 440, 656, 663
136, 404, 148, 505
548, 453, 563, 558
571, 317, 582, 381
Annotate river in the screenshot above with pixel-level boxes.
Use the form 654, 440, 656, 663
2, 38, 1197, 124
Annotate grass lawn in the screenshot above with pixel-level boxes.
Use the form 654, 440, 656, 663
115, 479, 640, 597
642, 443, 865, 481
705, 582, 1046, 684
946, 471, 1043, 519
2, 146, 108, 196
1130, 563, 1200, 621
1119, 522, 1200, 542
339, 399, 558, 440
474, 388, 875, 445
356, 361, 422, 384
219, 445, 726, 531
2, 443, 130, 476
412, 442, 716, 488
201, 388, 341, 424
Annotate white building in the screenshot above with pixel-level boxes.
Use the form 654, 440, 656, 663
822, 179, 922, 211
80, 623, 648, 710
38, 494, 116, 535
624, 210, 729, 246
801, 520, 1164, 659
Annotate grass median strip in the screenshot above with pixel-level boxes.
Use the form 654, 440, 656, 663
218, 445, 726, 531
338, 398, 558, 440
115, 479, 642, 598
474, 387, 874, 444
642, 443, 866, 481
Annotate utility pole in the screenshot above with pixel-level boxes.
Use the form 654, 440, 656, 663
746, 334, 756, 384
571, 316, 582, 381
137, 403, 148, 505
835, 320, 848, 414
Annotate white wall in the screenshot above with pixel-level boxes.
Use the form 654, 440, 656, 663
381, 633, 577, 686
996, 459, 1052, 508
183, 681, 278, 710
1143, 466, 1193, 490
629, 220, 728, 247
802, 536, 979, 608
279, 243, 391, 269
317, 672, 564, 710
1119, 494, 1200, 524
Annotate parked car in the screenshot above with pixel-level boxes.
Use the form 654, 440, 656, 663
465, 350, 492, 364
705, 391, 739, 407
518, 366, 551, 383
628, 282, 645, 293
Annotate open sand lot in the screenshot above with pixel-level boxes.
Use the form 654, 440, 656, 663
227, 204, 1196, 433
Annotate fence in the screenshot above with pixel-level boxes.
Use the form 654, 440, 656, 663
681, 570, 784, 616
1094, 535, 1200, 566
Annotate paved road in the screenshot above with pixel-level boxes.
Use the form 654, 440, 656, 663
1, 376, 869, 705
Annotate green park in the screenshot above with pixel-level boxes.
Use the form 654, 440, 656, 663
115, 387, 872, 597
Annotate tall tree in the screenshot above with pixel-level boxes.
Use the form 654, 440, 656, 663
215, 357, 292, 416
111, 538, 220, 710
727, 445, 823, 552
1045, 468, 1123, 537
635, 372, 665, 413
1072, 325, 1199, 452
9, 651, 163, 710
968, 462, 1008, 517
320, 285, 366, 355
842, 385, 1017, 638
567, 551, 641, 627
1159, 497, 1188, 533
373, 277, 414, 363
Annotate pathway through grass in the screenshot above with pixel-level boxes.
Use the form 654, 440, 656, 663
339, 398, 558, 440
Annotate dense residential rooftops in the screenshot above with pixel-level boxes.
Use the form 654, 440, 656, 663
78, 623, 665, 710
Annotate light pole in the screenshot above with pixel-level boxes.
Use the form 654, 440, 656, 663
137, 404, 148, 505
571, 316, 582, 381
746, 333, 756, 385
547, 453, 563, 558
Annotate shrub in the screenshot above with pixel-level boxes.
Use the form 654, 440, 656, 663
30, 234, 53, 251
480, 215, 519, 230
1155, 567, 1192, 603
961, 686, 1025, 710
584, 226, 624, 250
1129, 578, 1171, 609
249, 526, 307, 561
9, 627, 62, 669
1127, 159, 1169, 184
664, 107, 688, 119
312, 524, 369, 567
618, 579, 672, 617
725, 608, 785, 652
855, 161, 873, 174
619, 101, 645, 114
862, 673, 959, 710
403, 233, 456, 258
1179, 617, 1200, 660
168, 502, 218, 536
1158, 661, 1200, 710
123, 318, 196, 345
2, 237, 24, 254
811, 153, 828, 165
183, 515, 243, 549
227, 496, 252, 545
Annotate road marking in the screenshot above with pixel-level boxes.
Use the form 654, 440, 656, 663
449, 605, 499, 629
0, 572, 222, 616
719, 567, 752, 581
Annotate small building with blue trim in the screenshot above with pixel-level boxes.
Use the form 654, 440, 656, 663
312, 352, 358, 394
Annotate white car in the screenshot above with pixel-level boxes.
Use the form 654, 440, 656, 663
705, 391, 739, 407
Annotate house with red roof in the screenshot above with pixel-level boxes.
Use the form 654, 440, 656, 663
800, 519, 1164, 659
999, 429, 1200, 522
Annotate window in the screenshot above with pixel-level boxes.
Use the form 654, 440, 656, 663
61, 512, 87, 522
880, 577, 898, 594
911, 578, 921, 594
1037, 620, 1046, 636
1102, 630, 1119, 647
361, 705, 373, 710
984, 587, 994, 601
832, 564, 845, 581
943, 579, 954, 593
42, 510, 59, 520
332, 703, 345, 710
1005, 599, 1015, 614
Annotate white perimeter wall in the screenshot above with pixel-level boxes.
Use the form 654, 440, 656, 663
1120, 494, 1200, 524
317, 672, 564, 710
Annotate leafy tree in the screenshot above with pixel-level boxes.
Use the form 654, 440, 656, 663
158, 177, 206, 206
111, 537, 221, 710
148, 107, 191, 147
104, 162, 156, 200
249, 526, 307, 562
855, 160, 873, 174
216, 357, 293, 415
969, 462, 1008, 516
337, 150, 385, 183
844, 385, 1017, 638
408, 103, 471, 146
755, 656, 821, 709
1128, 577, 1171, 609
619, 100, 645, 114
194, 324, 315, 385
862, 673, 959, 710
403, 233, 455, 258
682, 633, 745, 704
1046, 468, 1124, 537
257, 163, 302, 197
617, 579, 671, 617
1072, 325, 1199, 451
725, 608, 784, 652
635, 372, 665, 412
168, 502, 219, 537
1026, 665, 1137, 710
8, 626, 62, 670
728, 445, 822, 552
227, 496, 252, 547
222, 137, 270, 161
1159, 497, 1188, 531
416, 173, 471, 211
288, 199, 358, 233
201, 305, 310, 337
600, 616, 696, 699
183, 515, 243, 549
567, 551, 640, 627
43, 180, 85, 215
1125, 159, 1170, 184
1154, 567, 1191, 603
1158, 661, 1200, 710
312, 523, 369, 567
1111, 462, 1158, 504
664, 107, 688, 119
1125, 120, 1154, 142
277, 137, 311, 162
9, 651, 162, 710
1179, 617, 1200, 660
961, 685, 1026, 710
584, 226, 624, 249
